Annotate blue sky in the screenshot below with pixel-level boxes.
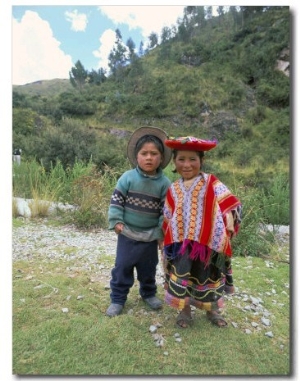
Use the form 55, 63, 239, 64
11, 2, 297, 86
12, 4, 188, 85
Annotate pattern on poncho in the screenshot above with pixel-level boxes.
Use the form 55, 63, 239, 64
163, 173, 241, 256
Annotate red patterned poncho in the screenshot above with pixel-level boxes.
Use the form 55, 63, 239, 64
162, 173, 241, 260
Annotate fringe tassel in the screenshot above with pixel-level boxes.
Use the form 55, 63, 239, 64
179, 239, 212, 267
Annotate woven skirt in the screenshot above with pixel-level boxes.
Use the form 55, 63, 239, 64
163, 248, 234, 311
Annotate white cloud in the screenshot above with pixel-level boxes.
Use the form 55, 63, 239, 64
65, 9, 88, 32
99, 5, 184, 40
12, 10, 73, 85
94, 5, 185, 72
92, 28, 116, 73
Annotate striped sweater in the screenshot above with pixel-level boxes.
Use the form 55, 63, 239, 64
108, 166, 171, 240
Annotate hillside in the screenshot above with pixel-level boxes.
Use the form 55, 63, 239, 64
12, 6, 290, 188
13, 78, 72, 97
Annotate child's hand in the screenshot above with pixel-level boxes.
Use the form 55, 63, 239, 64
158, 240, 164, 250
114, 223, 124, 234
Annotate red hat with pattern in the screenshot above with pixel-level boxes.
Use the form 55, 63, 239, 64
164, 136, 217, 151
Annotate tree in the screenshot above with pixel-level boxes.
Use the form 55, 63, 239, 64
69, 60, 88, 91
148, 32, 158, 49
205, 6, 213, 20
88, 68, 107, 85
138, 41, 144, 56
217, 6, 224, 24
108, 29, 127, 76
161, 26, 172, 44
126, 37, 137, 63
229, 6, 239, 30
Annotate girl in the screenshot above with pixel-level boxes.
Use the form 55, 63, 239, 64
162, 136, 242, 328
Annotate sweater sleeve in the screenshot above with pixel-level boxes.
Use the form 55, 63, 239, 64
158, 177, 172, 230
108, 174, 128, 230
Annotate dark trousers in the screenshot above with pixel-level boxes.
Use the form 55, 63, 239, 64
110, 234, 159, 305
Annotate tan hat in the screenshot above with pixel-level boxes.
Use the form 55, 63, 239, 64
127, 126, 172, 169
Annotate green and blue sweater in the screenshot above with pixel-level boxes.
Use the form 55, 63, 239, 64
108, 166, 171, 241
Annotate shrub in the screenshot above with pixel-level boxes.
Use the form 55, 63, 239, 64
259, 172, 289, 226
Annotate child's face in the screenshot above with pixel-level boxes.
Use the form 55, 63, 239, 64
174, 150, 201, 180
136, 142, 163, 175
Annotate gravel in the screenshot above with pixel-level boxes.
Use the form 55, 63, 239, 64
13, 218, 290, 342
12, 219, 166, 285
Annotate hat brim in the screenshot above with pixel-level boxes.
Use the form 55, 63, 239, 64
165, 139, 217, 151
127, 126, 172, 169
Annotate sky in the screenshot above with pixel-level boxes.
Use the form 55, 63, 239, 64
2, 1, 300, 380
12, 4, 188, 85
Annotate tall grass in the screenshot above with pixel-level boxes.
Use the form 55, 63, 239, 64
12, 159, 119, 229
12, 159, 289, 257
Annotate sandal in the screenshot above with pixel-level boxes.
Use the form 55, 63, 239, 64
206, 311, 228, 328
176, 310, 193, 328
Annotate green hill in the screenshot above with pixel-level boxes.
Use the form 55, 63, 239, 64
12, 6, 290, 188
13, 79, 72, 97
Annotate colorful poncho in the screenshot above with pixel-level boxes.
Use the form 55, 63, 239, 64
162, 173, 241, 259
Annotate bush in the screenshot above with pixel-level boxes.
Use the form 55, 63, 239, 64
232, 187, 275, 257
259, 172, 289, 225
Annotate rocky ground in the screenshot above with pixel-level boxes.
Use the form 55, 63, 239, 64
13, 218, 289, 286
12, 218, 290, 344
12, 219, 167, 286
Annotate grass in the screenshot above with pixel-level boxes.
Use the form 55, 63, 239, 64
12, 221, 291, 376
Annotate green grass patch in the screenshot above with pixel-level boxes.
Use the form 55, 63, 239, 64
13, 254, 290, 376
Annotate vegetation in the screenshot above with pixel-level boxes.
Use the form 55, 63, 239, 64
12, 5, 290, 249
13, 158, 289, 259
12, 7, 291, 376
12, 6, 289, 177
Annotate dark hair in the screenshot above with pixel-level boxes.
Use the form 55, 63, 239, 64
134, 135, 165, 158
172, 150, 205, 173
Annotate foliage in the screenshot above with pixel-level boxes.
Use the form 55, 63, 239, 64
69, 60, 88, 91
258, 173, 289, 226
66, 166, 118, 229
12, 159, 120, 229
232, 171, 289, 257
256, 74, 290, 108
12, 6, 290, 229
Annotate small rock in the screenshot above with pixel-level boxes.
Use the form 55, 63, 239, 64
250, 296, 261, 305
245, 329, 252, 334
261, 317, 271, 326
231, 322, 238, 328
77, 295, 84, 300
62, 308, 69, 313
149, 325, 157, 333
265, 331, 274, 338
175, 337, 182, 342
